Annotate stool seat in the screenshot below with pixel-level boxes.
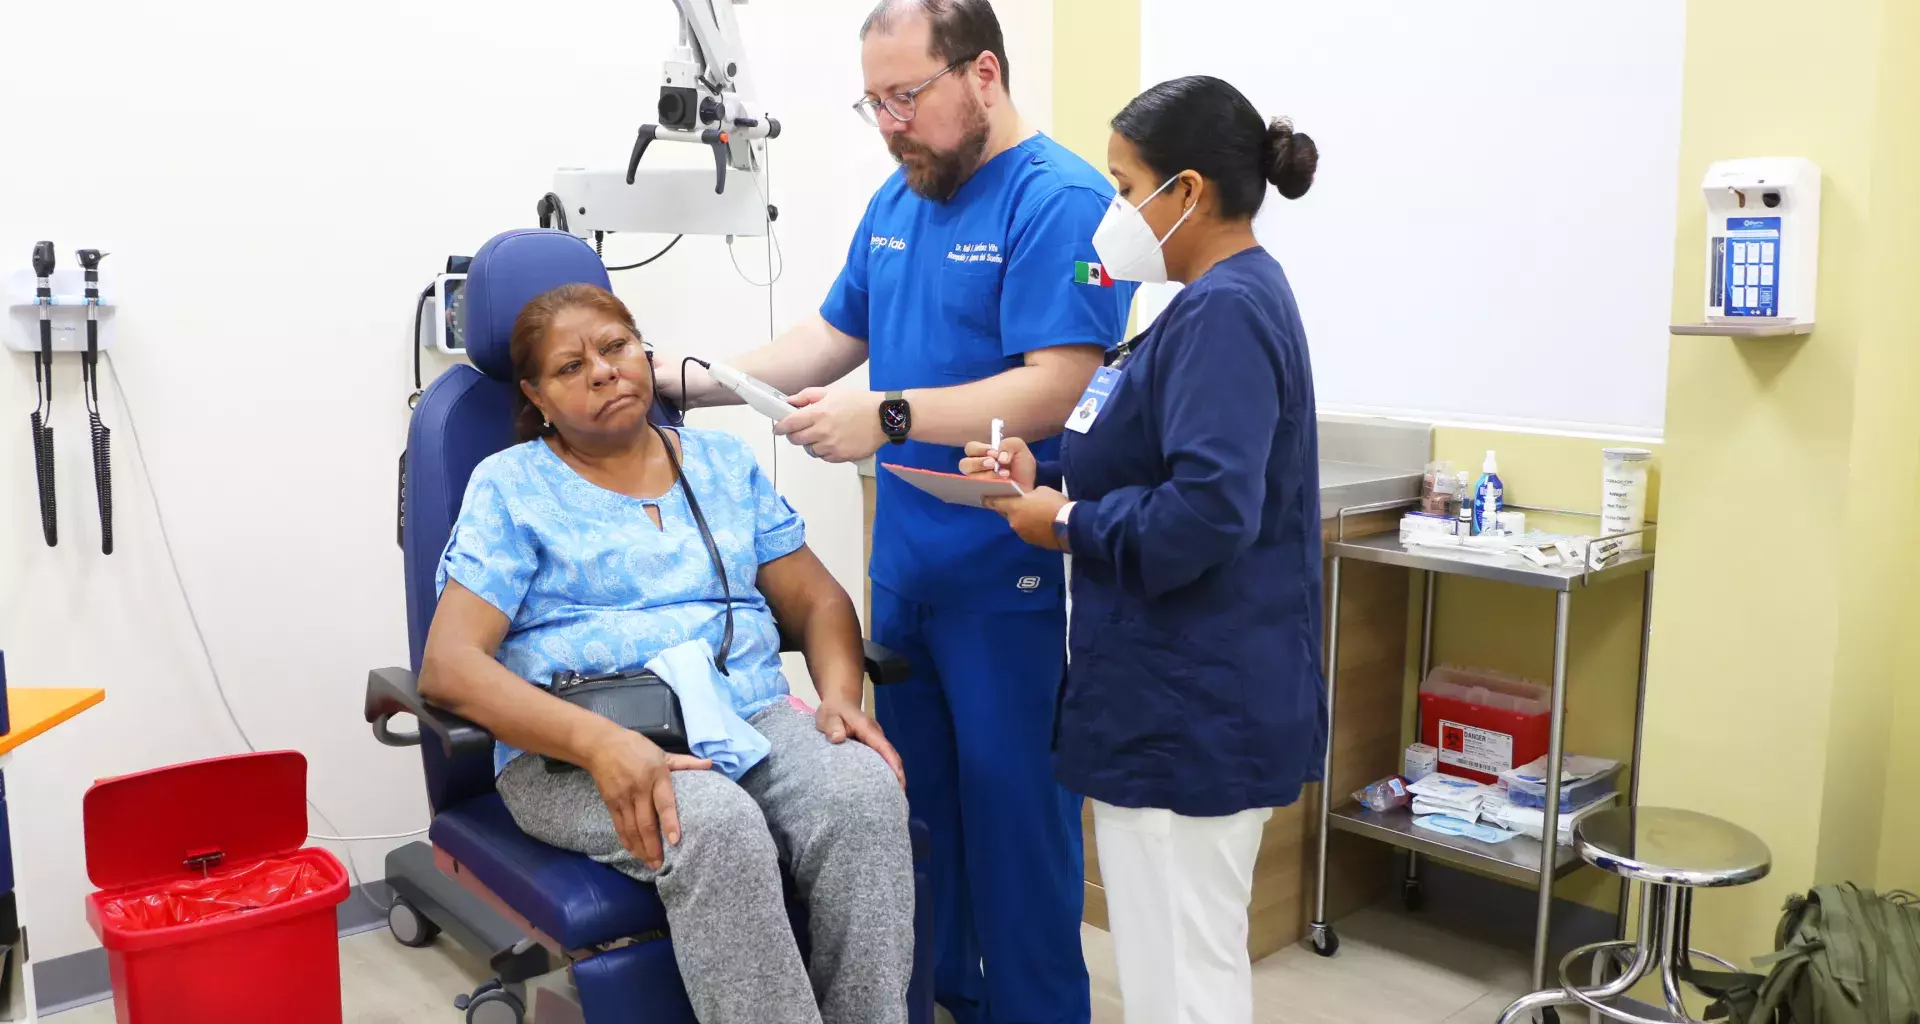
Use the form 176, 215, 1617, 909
1576, 807, 1771, 888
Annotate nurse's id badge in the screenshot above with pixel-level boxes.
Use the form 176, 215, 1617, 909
1065, 367, 1121, 435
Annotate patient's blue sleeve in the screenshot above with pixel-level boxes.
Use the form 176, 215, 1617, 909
437, 469, 538, 621
748, 453, 806, 566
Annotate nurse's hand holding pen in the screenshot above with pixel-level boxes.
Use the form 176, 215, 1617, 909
962, 438, 1071, 552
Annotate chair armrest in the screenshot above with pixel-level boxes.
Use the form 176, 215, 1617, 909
864, 641, 912, 686
363, 667, 496, 760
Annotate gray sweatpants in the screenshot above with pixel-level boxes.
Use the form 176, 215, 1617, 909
497, 702, 914, 1024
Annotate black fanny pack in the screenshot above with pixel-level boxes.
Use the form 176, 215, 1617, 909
543, 669, 691, 773
542, 424, 736, 774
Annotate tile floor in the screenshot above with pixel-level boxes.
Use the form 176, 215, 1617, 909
48, 906, 1579, 1023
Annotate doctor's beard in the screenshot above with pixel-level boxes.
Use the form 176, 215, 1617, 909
889, 93, 990, 202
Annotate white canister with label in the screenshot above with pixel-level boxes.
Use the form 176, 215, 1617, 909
1601, 448, 1653, 551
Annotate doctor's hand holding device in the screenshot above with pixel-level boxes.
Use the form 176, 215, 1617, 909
684, 358, 795, 423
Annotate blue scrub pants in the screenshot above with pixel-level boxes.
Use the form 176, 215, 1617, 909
870, 585, 1089, 1024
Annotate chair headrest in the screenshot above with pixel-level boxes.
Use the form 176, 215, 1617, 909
463, 230, 612, 381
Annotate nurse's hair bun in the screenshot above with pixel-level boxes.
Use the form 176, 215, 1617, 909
1264, 117, 1318, 201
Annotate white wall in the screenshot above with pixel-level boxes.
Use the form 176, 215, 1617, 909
1138, 0, 1686, 437
0, 0, 1052, 962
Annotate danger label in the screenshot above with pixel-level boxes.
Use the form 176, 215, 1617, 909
1437, 720, 1515, 776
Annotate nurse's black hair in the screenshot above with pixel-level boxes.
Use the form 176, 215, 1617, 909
861, 0, 1011, 93
1112, 76, 1318, 220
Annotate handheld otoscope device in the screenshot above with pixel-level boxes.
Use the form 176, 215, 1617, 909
78, 249, 113, 555
696, 360, 795, 423
30, 242, 57, 547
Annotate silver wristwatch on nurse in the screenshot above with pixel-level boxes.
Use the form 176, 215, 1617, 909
1053, 501, 1076, 552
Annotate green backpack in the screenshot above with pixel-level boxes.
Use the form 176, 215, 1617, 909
1699, 885, 1920, 1024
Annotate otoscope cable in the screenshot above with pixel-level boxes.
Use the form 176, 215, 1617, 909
79, 250, 113, 554
29, 242, 57, 548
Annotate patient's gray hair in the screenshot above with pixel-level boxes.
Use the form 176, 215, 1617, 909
860, 0, 1012, 93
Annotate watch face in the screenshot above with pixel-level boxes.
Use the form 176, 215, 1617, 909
881, 400, 910, 436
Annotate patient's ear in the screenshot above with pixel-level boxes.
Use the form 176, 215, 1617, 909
520, 379, 552, 426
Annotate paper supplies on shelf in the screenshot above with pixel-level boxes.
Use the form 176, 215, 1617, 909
1483, 786, 1616, 846
1499, 755, 1622, 809
1407, 773, 1496, 822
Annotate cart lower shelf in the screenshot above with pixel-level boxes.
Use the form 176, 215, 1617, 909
1327, 804, 1588, 885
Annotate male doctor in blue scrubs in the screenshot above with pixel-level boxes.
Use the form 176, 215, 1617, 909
666, 4, 1134, 1020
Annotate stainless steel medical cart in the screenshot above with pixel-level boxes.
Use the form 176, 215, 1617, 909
1306, 502, 1656, 1022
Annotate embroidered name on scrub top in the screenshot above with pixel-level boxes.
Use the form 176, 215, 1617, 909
818, 133, 1138, 609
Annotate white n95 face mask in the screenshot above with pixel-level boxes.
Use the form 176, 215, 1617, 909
1091, 176, 1196, 285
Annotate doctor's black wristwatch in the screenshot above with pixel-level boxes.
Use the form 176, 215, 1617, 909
879, 392, 911, 445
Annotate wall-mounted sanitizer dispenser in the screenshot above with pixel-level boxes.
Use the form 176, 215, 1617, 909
1676, 158, 1821, 337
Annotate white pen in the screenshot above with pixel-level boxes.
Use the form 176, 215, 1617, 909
990, 418, 1004, 452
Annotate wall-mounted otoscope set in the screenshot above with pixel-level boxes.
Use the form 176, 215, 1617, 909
7, 241, 117, 553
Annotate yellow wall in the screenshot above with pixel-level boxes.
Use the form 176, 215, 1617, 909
1857, 0, 1920, 898
1639, 0, 1920, 960
1050, 0, 1139, 171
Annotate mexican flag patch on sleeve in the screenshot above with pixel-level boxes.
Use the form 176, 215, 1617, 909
1073, 261, 1115, 288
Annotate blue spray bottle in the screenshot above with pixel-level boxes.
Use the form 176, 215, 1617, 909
1472, 451, 1504, 536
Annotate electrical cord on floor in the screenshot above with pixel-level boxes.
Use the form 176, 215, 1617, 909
103, 352, 425, 917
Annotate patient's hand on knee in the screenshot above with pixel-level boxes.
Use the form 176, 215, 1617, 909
586, 730, 713, 871
815, 698, 906, 788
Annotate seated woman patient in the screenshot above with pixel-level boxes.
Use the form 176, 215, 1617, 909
419, 283, 914, 1024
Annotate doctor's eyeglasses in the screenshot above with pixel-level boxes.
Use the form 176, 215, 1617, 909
853, 54, 980, 127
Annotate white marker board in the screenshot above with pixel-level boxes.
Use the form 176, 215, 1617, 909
1137, 1, 1685, 437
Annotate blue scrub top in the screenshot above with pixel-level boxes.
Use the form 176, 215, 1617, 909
821, 133, 1137, 611
1048, 247, 1328, 817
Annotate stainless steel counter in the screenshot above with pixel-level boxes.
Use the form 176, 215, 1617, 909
1317, 461, 1422, 521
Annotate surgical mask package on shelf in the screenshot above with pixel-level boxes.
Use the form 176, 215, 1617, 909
1352, 775, 1412, 813
1413, 814, 1520, 844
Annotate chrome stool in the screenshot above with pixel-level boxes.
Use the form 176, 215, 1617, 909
1497, 807, 1770, 1024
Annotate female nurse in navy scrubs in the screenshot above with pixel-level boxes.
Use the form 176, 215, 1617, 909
961, 76, 1323, 1024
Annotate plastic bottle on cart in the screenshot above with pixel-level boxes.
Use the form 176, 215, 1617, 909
1601, 448, 1652, 552
1472, 451, 1504, 536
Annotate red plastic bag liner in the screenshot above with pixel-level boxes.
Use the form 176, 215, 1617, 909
96, 855, 334, 931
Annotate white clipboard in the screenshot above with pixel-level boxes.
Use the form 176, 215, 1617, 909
883, 465, 1024, 508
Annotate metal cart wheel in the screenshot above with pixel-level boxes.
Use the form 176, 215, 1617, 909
1310, 925, 1339, 958
386, 896, 440, 948
465, 988, 525, 1024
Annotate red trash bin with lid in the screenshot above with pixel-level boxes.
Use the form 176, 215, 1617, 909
83, 751, 349, 1023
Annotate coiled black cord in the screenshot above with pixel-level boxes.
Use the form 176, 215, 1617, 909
84, 274, 112, 555
31, 409, 55, 547
88, 403, 112, 556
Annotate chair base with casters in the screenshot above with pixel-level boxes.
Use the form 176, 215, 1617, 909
373, 227, 936, 1024
1496, 807, 1771, 1024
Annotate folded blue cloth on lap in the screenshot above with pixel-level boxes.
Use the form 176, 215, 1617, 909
646, 640, 771, 782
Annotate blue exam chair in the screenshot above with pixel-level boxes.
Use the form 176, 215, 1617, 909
363, 229, 934, 1024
